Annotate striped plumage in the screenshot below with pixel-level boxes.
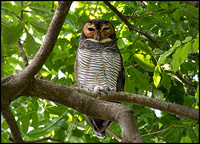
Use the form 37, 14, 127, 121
75, 19, 125, 138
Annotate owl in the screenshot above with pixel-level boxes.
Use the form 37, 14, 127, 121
75, 19, 125, 137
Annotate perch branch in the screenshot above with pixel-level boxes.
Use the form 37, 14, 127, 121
21, 78, 143, 143
75, 88, 199, 121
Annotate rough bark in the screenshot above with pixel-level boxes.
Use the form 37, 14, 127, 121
21, 78, 143, 143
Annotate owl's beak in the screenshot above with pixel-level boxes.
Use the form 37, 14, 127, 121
97, 32, 101, 43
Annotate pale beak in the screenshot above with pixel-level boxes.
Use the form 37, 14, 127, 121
97, 32, 101, 43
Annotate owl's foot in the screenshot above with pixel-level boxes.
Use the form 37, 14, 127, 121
108, 87, 117, 92
93, 85, 109, 94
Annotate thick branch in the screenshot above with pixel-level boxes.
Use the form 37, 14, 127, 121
1, 1, 72, 101
1, 2, 72, 143
21, 78, 143, 143
1, 98, 23, 143
76, 88, 199, 121
103, 1, 171, 49
20, 1, 72, 78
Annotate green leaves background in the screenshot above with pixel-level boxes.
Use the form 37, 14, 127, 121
1, 1, 199, 143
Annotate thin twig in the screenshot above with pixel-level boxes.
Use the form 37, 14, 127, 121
141, 118, 186, 137
175, 71, 194, 88
124, 12, 154, 19
17, 39, 29, 67
93, 1, 99, 19
25, 135, 65, 143
103, 1, 171, 50
106, 129, 123, 143
138, 1, 147, 9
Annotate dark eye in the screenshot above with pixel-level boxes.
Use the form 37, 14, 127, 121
103, 27, 109, 30
88, 28, 95, 31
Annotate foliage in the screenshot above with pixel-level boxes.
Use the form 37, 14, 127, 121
1, 1, 199, 143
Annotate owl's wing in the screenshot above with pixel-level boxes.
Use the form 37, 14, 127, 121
116, 51, 125, 92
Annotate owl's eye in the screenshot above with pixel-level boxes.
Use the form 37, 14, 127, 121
103, 27, 109, 30
88, 28, 95, 31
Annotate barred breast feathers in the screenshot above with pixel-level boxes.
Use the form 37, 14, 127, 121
76, 40, 122, 90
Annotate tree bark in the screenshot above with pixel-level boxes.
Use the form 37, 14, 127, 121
21, 78, 143, 143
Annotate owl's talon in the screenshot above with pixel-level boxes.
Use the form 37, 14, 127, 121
109, 87, 117, 92
93, 85, 109, 94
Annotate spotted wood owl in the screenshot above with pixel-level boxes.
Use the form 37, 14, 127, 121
75, 19, 125, 137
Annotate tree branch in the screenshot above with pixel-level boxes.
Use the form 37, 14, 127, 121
21, 78, 143, 143
1, 2, 72, 143
184, 1, 199, 7
17, 39, 29, 67
75, 88, 199, 121
1, 99, 23, 143
21, 1, 72, 79
103, 1, 171, 49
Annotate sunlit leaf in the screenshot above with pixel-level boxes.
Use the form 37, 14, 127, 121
181, 42, 191, 64
134, 54, 155, 72
153, 65, 161, 88
171, 47, 181, 72
192, 35, 199, 53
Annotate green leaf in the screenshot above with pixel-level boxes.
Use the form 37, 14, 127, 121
26, 127, 48, 138
157, 40, 181, 65
27, 117, 60, 137
153, 65, 161, 88
29, 21, 48, 34
31, 112, 39, 129
22, 114, 30, 134
171, 47, 181, 72
152, 88, 164, 99
134, 54, 155, 72
1, 120, 9, 130
195, 85, 199, 103
182, 36, 192, 43
129, 67, 150, 91
195, 124, 199, 137
181, 136, 192, 143
136, 42, 152, 55
172, 9, 180, 21
181, 42, 191, 64
161, 71, 171, 92
70, 136, 84, 143
124, 76, 136, 93
26, 32, 40, 56
192, 35, 199, 53
3, 23, 25, 45
72, 128, 84, 137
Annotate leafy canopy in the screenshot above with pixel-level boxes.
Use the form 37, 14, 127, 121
1, 1, 199, 143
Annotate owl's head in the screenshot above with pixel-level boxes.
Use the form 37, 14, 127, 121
81, 19, 116, 43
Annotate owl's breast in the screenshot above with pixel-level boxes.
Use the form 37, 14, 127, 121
75, 44, 122, 91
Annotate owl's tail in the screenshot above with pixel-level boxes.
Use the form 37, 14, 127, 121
86, 116, 112, 138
